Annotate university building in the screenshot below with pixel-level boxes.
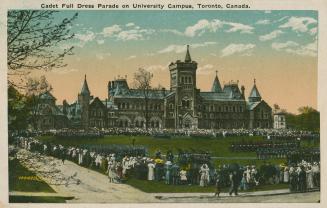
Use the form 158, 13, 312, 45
38, 45, 273, 130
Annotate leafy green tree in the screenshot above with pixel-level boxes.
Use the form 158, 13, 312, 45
285, 106, 319, 131
8, 86, 29, 131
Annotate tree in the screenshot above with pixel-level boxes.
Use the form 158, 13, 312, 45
298, 106, 318, 114
133, 68, 153, 130
7, 11, 78, 88
273, 104, 280, 113
25, 76, 53, 129
8, 86, 29, 131
285, 106, 319, 131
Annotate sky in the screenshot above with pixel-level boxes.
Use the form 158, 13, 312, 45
30, 10, 317, 113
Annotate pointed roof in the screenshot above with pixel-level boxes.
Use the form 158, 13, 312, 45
185, 45, 191, 62
249, 79, 261, 102
39, 91, 56, 100
81, 74, 90, 95
211, 70, 222, 92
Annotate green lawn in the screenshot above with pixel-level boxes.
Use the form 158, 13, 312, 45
125, 178, 289, 193
9, 196, 70, 203
37, 135, 319, 166
9, 158, 55, 193
37, 135, 265, 157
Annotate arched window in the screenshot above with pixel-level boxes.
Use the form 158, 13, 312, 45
169, 103, 174, 110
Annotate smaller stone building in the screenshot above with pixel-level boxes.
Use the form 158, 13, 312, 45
35, 91, 68, 130
274, 112, 287, 129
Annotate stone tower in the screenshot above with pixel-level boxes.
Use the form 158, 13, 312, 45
78, 75, 92, 129
168, 45, 198, 129
248, 78, 262, 103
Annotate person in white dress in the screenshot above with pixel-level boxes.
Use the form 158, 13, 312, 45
180, 169, 187, 185
312, 162, 320, 187
199, 164, 209, 187
148, 162, 155, 181
283, 166, 289, 183
107, 160, 116, 183
306, 165, 314, 189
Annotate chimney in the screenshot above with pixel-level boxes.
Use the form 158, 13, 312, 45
241, 85, 245, 99
161, 87, 166, 96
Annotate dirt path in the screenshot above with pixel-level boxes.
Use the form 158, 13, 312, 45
16, 149, 158, 203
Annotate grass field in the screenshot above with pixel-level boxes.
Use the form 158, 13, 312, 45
9, 158, 55, 193
37, 135, 318, 165
37, 135, 265, 157
9, 196, 69, 203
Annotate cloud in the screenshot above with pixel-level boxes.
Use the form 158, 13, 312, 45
184, 19, 223, 37
126, 55, 136, 60
197, 64, 214, 75
100, 24, 155, 41
117, 29, 155, 41
75, 31, 96, 42
102, 25, 122, 37
160, 29, 184, 36
157, 42, 217, 54
224, 22, 254, 34
271, 40, 317, 57
97, 39, 105, 44
271, 41, 299, 50
116, 30, 144, 41
221, 43, 256, 57
256, 19, 270, 25
126, 22, 135, 27
52, 68, 78, 74
184, 19, 253, 37
279, 16, 317, 33
259, 30, 283, 41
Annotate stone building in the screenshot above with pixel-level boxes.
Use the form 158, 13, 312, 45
62, 45, 272, 129
35, 91, 68, 130
274, 112, 287, 129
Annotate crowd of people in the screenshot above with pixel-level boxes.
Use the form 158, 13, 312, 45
13, 134, 320, 195
25, 128, 319, 141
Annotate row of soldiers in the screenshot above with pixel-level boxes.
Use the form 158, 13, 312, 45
256, 147, 320, 162
230, 141, 300, 152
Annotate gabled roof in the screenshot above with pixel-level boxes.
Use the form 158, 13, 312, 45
90, 97, 106, 109
201, 82, 244, 101
39, 91, 56, 100
247, 101, 261, 110
247, 100, 272, 111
